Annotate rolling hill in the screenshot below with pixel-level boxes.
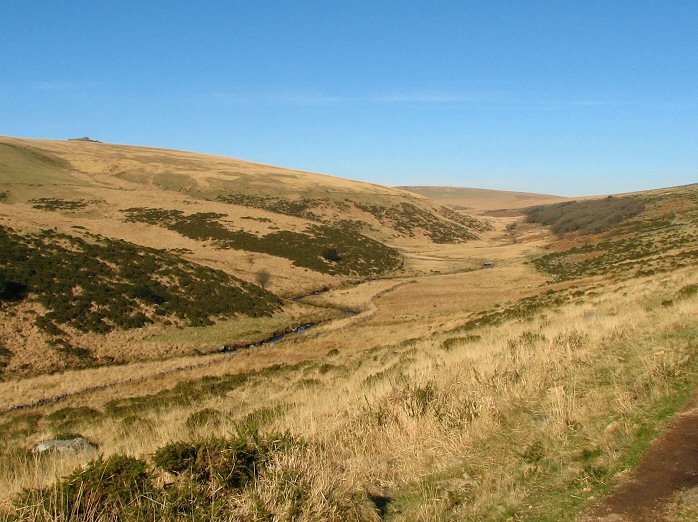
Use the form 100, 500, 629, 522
1, 136, 697, 521
0, 136, 491, 377
398, 185, 568, 212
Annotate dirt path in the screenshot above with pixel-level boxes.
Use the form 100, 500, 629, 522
582, 394, 698, 521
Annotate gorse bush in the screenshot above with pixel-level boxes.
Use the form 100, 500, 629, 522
0, 269, 28, 302
30, 198, 92, 211
216, 193, 490, 244
217, 193, 331, 221
122, 207, 402, 276
12, 430, 336, 521
153, 435, 262, 489
15, 455, 154, 520
354, 201, 485, 243
0, 225, 281, 334
528, 187, 698, 282
321, 247, 341, 262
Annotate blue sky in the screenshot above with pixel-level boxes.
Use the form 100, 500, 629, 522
2, 1, 697, 196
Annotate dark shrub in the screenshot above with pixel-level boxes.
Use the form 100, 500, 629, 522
0, 270, 28, 302
524, 196, 645, 235
0, 224, 281, 336
153, 436, 259, 489
153, 430, 303, 491
152, 441, 200, 474
184, 408, 222, 431
321, 247, 341, 262
16, 455, 155, 518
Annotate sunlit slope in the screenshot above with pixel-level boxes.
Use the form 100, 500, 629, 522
2, 179, 697, 520
522, 182, 698, 281
0, 136, 490, 377
0, 138, 490, 288
0, 137, 489, 246
398, 185, 568, 211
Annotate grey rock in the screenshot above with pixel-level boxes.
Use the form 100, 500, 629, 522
31, 437, 98, 454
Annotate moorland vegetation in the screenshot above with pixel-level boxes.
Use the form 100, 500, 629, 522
0, 138, 696, 521
121, 207, 402, 276
0, 225, 281, 373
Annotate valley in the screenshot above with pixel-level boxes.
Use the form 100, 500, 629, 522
0, 138, 696, 521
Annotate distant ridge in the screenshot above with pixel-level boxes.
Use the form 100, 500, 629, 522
397, 185, 568, 211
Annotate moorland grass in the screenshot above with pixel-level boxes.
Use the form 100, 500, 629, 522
524, 196, 645, 235
4, 270, 697, 521
530, 186, 698, 282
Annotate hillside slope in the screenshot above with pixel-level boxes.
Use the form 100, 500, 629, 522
0, 136, 490, 377
2, 181, 696, 521
398, 185, 568, 211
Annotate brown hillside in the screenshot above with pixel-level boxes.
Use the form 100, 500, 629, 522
398, 185, 568, 212
0, 136, 491, 377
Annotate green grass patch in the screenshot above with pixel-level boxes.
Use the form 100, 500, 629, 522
0, 143, 85, 186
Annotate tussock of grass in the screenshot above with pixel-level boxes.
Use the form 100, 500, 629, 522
12, 430, 378, 521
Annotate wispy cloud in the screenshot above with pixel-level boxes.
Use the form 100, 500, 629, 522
207, 91, 500, 107
206, 90, 626, 110
30, 80, 107, 93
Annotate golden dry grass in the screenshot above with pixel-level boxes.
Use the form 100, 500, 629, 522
2, 264, 696, 520
398, 185, 569, 212
1, 138, 697, 520
0, 136, 499, 377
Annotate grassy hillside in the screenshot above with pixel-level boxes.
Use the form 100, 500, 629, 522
1, 179, 696, 520
525, 185, 698, 281
1, 137, 696, 520
0, 137, 490, 251
0, 136, 494, 377
398, 185, 568, 211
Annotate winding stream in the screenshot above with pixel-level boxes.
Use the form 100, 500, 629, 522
218, 289, 358, 352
